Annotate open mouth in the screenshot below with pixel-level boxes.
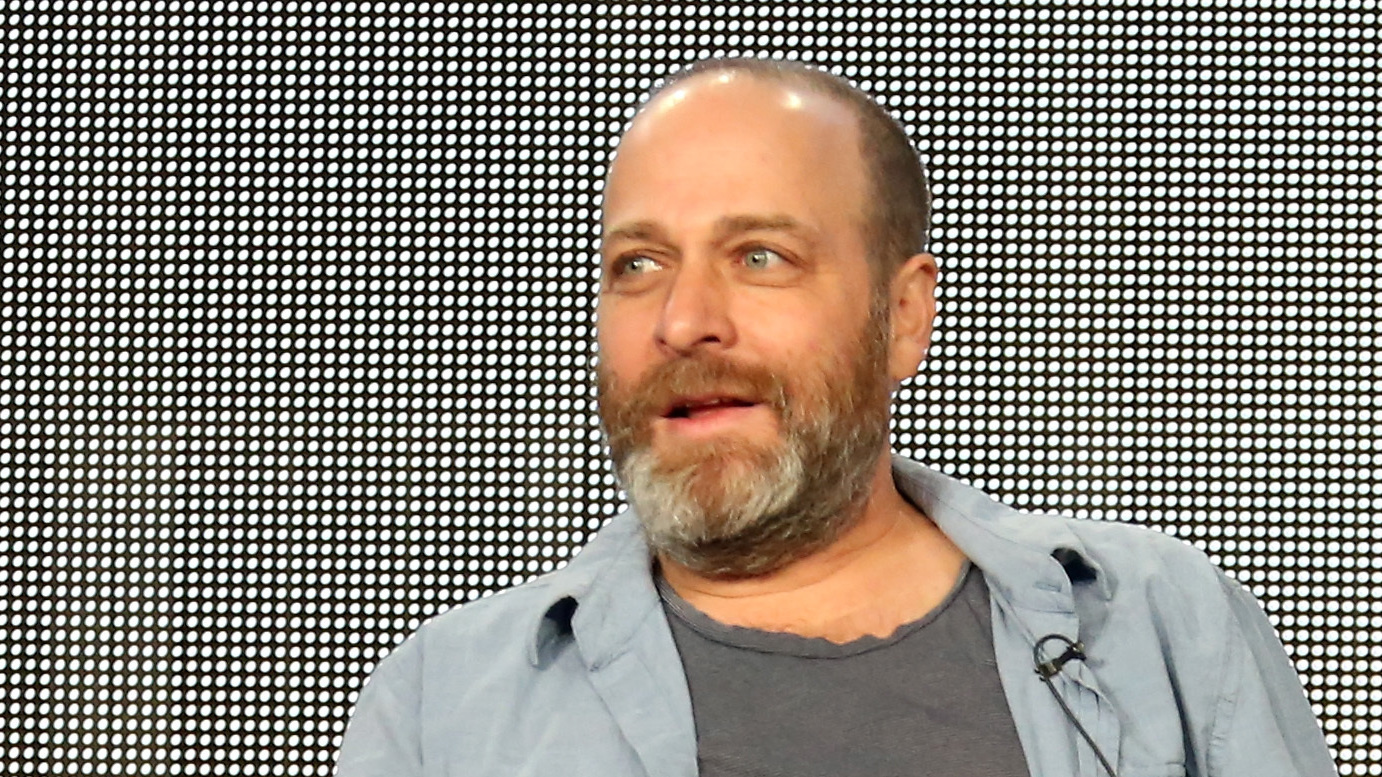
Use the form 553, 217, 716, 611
664, 397, 757, 419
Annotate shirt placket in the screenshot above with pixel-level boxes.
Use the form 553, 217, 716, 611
990, 585, 1124, 777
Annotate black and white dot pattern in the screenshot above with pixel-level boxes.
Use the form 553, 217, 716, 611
2, 2, 1376, 774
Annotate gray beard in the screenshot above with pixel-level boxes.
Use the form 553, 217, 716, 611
603, 297, 893, 579
616, 402, 886, 579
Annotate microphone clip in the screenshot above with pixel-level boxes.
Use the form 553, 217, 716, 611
1030, 633, 1118, 777
1033, 634, 1087, 679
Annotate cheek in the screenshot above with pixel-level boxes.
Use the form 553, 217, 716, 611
766, 321, 873, 404
596, 319, 654, 387
747, 310, 848, 366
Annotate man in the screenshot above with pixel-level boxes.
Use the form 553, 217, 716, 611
337, 59, 1336, 777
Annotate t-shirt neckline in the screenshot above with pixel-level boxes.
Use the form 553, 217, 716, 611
655, 561, 976, 659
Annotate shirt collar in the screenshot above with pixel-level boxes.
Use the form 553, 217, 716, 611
527, 455, 1113, 667
890, 456, 1114, 607
525, 514, 658, 668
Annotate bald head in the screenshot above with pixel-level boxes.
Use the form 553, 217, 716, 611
611, 59, 931, 290
607, 71, 872, 266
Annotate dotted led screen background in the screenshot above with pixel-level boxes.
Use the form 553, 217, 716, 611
2, 0, 1377, 774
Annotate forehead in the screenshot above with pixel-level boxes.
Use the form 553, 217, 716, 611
601, 74, 870, 237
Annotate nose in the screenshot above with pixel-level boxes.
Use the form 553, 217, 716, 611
654, 260, 737, 355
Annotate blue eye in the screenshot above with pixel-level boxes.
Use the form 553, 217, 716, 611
744, 247, 784, 269
617, 255, 660, 275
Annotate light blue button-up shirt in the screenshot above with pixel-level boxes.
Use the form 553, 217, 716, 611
338, 457, 1337, 777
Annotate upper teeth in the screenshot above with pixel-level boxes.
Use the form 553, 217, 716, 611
690, 399, 732, 409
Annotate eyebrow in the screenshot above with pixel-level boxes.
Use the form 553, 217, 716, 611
602, 213, 820, 248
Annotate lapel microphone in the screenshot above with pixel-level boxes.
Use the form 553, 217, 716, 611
1033, 634, 1119, 777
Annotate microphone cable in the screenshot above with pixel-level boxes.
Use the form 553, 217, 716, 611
1033, 634, 1119, 777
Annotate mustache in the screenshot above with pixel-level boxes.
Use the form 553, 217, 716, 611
600, 353, 790, 429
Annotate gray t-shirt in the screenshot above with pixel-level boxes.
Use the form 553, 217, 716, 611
657, 562, 1031, 777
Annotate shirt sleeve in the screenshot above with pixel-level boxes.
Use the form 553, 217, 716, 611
1207, 572, 1338, 777
336, 645, 424, 777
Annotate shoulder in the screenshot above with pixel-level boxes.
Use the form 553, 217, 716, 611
340, 517, 658, 774
371, 513, 647, 675
378, 565, 578, 676
1047, 514, 1239, 621
1039, 513, 1265, 713
897, 457, 1229, 604
1062, 516, 1223, 585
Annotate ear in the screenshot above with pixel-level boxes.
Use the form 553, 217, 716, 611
887, 252, 939, 383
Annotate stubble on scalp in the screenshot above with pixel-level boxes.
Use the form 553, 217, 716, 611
597, 294, 893, 579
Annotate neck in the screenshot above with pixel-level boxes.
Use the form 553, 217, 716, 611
658, 453, 967, 643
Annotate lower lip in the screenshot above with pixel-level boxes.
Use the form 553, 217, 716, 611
659, 404, 767, 438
